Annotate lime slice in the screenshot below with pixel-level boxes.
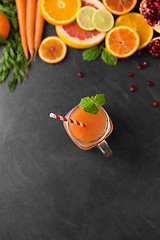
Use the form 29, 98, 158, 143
77, 6, 96, 31
92, 9, 114, 32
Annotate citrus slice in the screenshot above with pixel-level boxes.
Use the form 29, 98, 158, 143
40, 0, 81, 25
38, 36, 67, 63
105, 26, 140, 58
92, 9, 114, 32
77, 6, 96, 31
115, 13, 153, 50
102, 0, 137, 15
56, 0, 106, 49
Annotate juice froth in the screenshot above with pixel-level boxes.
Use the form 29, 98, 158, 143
70, 107, 107, 142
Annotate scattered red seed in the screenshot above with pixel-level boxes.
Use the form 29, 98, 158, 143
137, 64, 143, 70
137, 51, 142, 56
147, 81, 154, 86
143, 61, 148, 67
77, 72, 83, 77
128, 72, 133, 77
130, 86, 136, 92
158, 64, 160, 69
153, 101, 159, 107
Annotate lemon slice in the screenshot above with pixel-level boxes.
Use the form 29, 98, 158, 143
77, 6, 96, 31
92, 9, 114, 32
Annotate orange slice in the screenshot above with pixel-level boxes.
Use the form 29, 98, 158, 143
115, 13, 153, 50
105, 26, 140, 58
38, 36, 67, 63
40, 0, 81, 25
102, 0, 137, 15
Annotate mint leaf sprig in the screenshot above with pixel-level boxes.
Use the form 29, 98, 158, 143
82, 43, 118, 66
78, 94, 105, 115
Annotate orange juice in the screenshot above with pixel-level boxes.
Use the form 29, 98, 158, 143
63, 105, 113, 150
70, 107, 106, 142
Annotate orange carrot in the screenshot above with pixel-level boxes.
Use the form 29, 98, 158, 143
15, 0, 29, 60
34, 0, 45, 57
26, 0, 37, 60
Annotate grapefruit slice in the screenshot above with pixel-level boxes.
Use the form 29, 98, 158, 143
55, 0, 106, 49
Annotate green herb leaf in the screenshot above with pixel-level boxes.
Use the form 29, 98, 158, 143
101, 48, 118, 66
84, 104, 99, 115
82, 46, 101, 61
78, 94, 105, 115
8, 78, 17, 92
0, 36, 8, 44
78, 97, 93, 108
94, 94, 105, 106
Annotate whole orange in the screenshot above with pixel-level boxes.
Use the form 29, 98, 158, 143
0, 12, 11, 39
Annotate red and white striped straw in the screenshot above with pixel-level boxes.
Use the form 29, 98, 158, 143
49, 113, 86, 127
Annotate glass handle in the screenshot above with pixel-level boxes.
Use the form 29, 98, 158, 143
97, 140, 112, 158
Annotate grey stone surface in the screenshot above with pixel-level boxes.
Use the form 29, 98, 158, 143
0, 6, 160, 240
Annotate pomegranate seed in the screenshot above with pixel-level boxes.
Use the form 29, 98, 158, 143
130, 86, 136, 92
128, 72, 133, 77
137, 65, 143, 70
147, 81, 153, 86
158, 64, 160, 69
148, 38, 160, 58
137, 51, 142, 56
143, 61, 149, 67
153, 101, 159, 107
77, 72, 83, 77
142, 0, 160, 27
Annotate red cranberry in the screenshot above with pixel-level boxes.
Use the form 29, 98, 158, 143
77, 72, 83, 77
137, 65, 143, 70
143, 61, 149, 67
153, 101, 159, 107
137, 51, 142, 56
147, 81, 154, 86
128, 72, 133, 77
130, 86, 136, 92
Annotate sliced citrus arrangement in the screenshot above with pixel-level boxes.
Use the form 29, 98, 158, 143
92, 9, 114, 32
105, 26, 140, 58
102, 0, 137, 15
56, 0, 106, 49
115, 13, 153, 50
77, 6, 96, 31
40, 0, 81, 26
38, 36, 67, 63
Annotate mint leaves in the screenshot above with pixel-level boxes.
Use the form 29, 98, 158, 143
82, 44, 118, 66
78, 94, 105, 115
101, 48, 118, 65
82, 46, 102, 61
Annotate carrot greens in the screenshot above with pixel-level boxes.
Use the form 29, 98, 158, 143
0, 0, 28, 92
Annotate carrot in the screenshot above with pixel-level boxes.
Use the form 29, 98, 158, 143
15, 0, 29, 60
34, 0, 45, 57
26, 0, 37, 60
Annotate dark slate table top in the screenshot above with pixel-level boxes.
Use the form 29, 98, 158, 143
0, 1, 160, 239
